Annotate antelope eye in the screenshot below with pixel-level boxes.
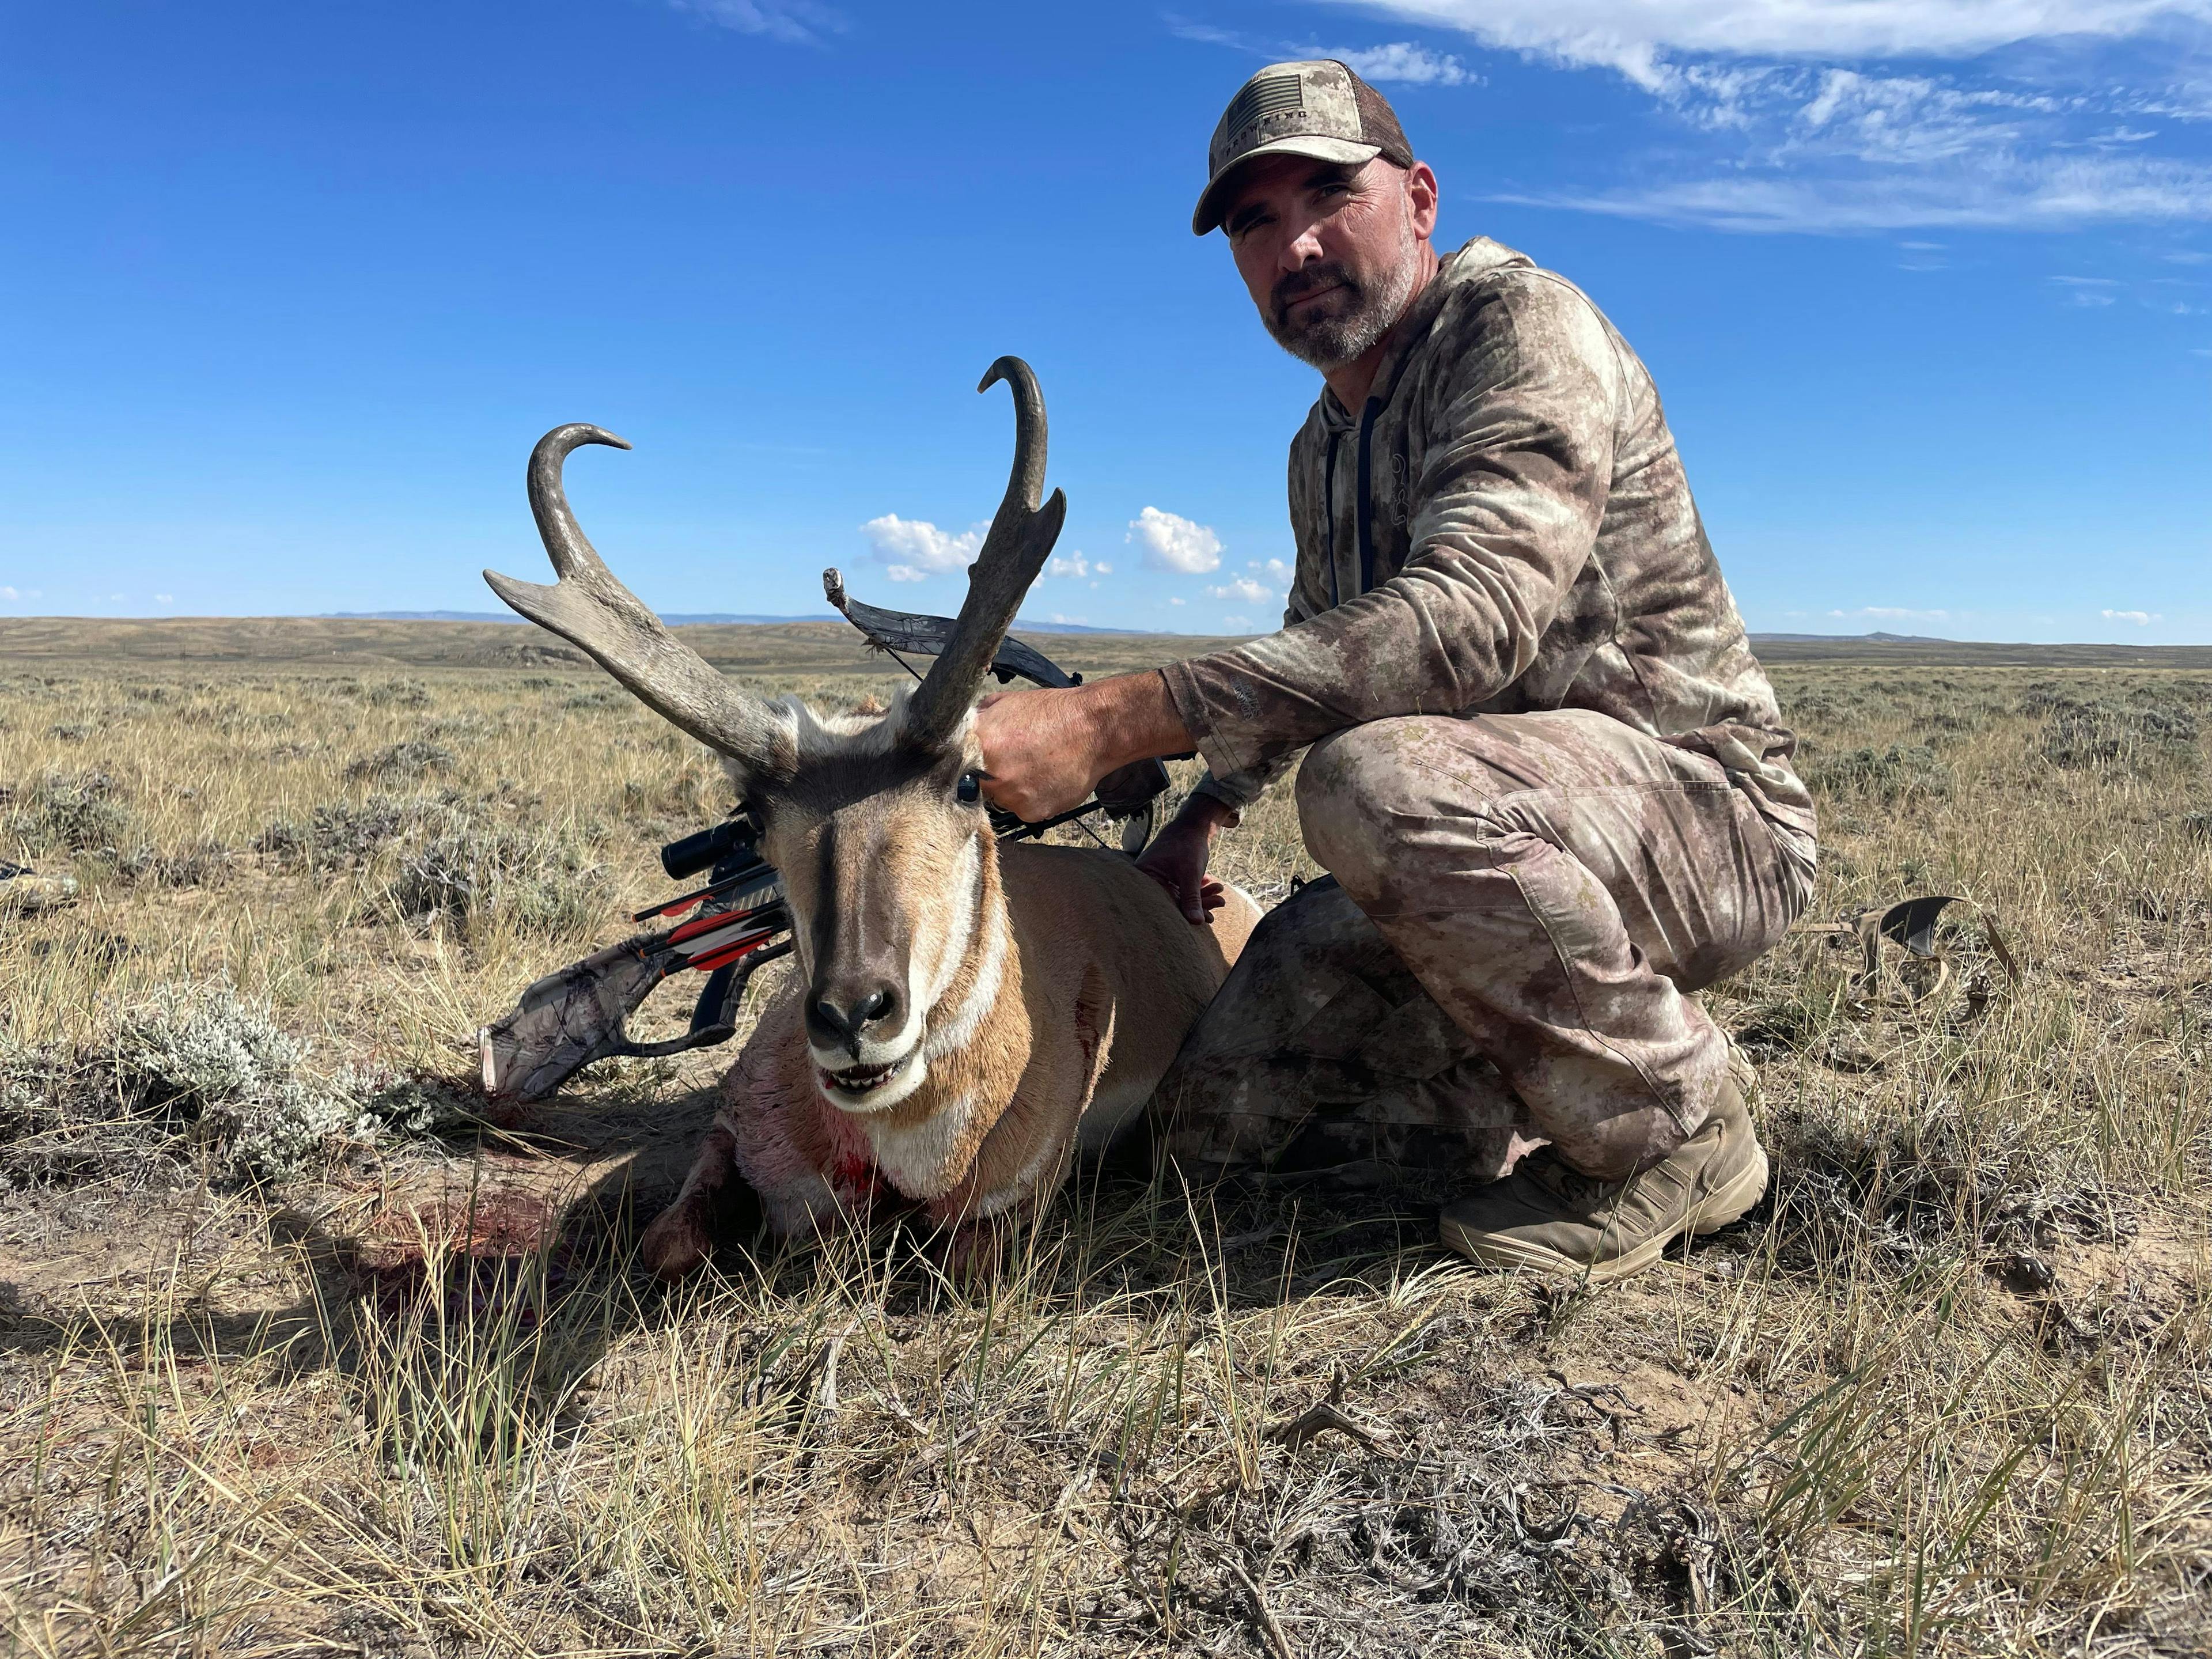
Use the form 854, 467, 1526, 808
956, 772, 982, 805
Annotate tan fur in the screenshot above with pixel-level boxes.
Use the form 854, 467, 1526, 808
641, 798, 1259, 1276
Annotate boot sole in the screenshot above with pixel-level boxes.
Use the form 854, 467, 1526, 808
1440, 1141, 1770, 1286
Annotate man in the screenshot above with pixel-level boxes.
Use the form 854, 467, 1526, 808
975, 60, 1816, 1282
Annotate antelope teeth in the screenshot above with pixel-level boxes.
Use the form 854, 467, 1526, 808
821, 1060, 900, 1096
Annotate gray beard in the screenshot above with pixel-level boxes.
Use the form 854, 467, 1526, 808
1264, 243, 1422, 372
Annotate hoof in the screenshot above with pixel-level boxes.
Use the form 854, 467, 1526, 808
639, 1202, 712, 1280
931, 1217, 1016, 1284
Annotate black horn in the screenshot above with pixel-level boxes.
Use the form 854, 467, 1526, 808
486, 424, 797, 790
901, 358, 1067, 751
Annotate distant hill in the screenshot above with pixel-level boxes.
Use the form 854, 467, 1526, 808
1750, 631, 1950, 645
322, 610, 1152, 635
6, 618, 2207, 675
1743, 632, 2212, 666
0, 615, 1238, 677
323, 609, 840, 626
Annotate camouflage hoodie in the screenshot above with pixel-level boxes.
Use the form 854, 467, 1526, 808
1164, 237, 1814, 835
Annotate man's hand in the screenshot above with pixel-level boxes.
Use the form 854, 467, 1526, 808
971, 687, 1108, 822
1136, 794, 1237, 925
973, 671, 1194, 823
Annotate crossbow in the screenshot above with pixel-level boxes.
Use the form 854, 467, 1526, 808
478, 573, 1174, 1103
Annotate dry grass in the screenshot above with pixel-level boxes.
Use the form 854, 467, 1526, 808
1, 655, 2207, 1657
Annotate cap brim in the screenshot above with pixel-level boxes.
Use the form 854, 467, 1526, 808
1190, 136, 1382, 234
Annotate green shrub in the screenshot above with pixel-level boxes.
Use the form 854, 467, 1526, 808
108, 987, 359, 1183
309, 796, 418, 864
344, 740, 457, 783
4, 767, 134, 853
1804, 743, 1951, 804
386, 810, 603, 937
0, 990, 480, 1188
119, 838, 234, 888
2039, 699, 2198, 770
363, 677, 433, 708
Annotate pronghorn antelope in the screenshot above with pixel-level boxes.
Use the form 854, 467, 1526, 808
486, 359, 1260, 1273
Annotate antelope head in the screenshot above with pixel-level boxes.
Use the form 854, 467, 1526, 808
486, 359, 1066, 1114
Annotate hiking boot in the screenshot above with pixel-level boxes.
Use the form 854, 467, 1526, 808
0, 862, 78, 915
1438, 1078, 1767, 1283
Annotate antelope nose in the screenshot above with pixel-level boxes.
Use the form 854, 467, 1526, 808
808, 984, 902, 1056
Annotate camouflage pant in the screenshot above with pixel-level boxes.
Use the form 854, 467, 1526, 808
1158, 710, 1816, 1192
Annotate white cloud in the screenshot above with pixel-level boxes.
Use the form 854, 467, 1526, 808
1047, 612, 1087, 626
1206, 559, 1296, 606
1336, 42, 1472, 84
860, 514, 982, 583
154, 593, 175, 605
1825, 605, 1952, 621
1327, 1, 2212, 230
1791, 69, 2055, 164
1220, 615, 1255, 628
1323, 3, 2212, 77
1128, 506, 1224, 573
1496, 151, 2212, 230
2103, 607, 2162, 623
1168, 596, 1186, 605
1207, 575, 1277, 603
669, 0, 843, 46
0, 586, 16, 601
2054, 272, 2126, 301
1169, 19, 1475, 83
1046, 551, 1115, 581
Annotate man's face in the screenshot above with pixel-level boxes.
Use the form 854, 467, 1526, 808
1224, 154, 1437, 372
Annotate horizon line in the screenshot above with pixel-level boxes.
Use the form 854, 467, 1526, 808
1, 613, 2209, 649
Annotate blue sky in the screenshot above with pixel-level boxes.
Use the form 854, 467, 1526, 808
2, 1, 2208, 642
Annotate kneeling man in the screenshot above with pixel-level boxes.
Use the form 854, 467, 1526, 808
977, 61, 1817, 1283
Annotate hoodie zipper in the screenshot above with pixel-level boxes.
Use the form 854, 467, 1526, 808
1354, 396, 1382, 596
1323, 425, 1343, 607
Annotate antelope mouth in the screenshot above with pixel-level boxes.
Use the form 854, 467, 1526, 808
821, 1059, 898, 1094
814, 1046, 923, 1109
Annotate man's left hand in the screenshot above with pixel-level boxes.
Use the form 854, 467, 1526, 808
972, 671, 1196, 823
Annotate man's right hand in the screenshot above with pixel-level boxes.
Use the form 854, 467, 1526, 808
1137, 795, 1237, 925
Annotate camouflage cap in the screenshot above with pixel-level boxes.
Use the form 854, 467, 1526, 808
1192, 60, 1415, 236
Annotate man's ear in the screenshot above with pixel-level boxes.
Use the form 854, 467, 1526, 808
1406, 161, 1440, 241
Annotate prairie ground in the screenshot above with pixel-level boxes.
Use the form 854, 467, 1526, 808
0, 634, 2206, 1657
